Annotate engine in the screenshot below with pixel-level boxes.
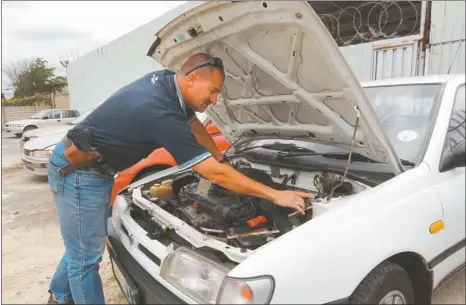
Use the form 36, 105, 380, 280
140, 168, 314, 250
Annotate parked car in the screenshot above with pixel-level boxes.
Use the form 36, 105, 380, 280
106, 2, 465, 305
21, 109, 93, 175
20, 124, 72, 152
4, 109, 80, 137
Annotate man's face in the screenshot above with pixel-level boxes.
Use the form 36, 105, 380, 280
184, 69, 224, 112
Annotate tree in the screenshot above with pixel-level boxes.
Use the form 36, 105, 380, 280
2, 57, 68, 97
2, 59, 34, 94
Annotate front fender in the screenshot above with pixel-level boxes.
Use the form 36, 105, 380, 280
228, 163, 444, 303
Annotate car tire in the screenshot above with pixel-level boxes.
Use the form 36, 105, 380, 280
349, 261, 415, 304
23, 125, 37, 133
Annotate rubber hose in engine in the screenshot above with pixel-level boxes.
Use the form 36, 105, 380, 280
238, 168, 295, 234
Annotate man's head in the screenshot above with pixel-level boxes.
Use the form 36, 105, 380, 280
176, 53, 225, 112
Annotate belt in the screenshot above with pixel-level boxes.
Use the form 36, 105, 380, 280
58, 137, 116, 177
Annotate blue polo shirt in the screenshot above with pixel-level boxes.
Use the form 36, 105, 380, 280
67, 69, 211, 171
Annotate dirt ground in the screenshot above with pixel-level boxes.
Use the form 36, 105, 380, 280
1, 167, 127, 304
1, 166, 465, 304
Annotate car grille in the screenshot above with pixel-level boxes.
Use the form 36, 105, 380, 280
23, 149, 31, 156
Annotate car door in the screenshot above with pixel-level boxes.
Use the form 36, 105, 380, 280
49, 110, 63, 125
430, 84, 465, 287
61, 110, 79, 124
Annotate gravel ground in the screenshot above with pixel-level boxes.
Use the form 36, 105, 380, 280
1, 167, 127, 304
1, 131, 22, 169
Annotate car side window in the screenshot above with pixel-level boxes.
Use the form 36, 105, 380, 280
42, 110, 52, 119
62, 110, 76, 118
439, 85, 465, 171
52, 110, 61, 119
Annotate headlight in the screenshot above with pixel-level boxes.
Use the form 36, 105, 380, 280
31, 145, 55, 158
32, 150, 52, 158
217, 276, 275, 304
160, 247, 230, 304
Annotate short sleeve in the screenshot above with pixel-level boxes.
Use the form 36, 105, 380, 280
146, 113, 211, 166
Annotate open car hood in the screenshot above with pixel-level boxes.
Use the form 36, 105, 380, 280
147, 1, 404, 174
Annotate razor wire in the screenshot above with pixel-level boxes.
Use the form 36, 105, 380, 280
318, 1, 420, 46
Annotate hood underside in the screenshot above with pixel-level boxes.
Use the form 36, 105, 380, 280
148, 1, 404, 174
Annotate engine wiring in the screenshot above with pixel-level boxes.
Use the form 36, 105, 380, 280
326, 105, 361, 202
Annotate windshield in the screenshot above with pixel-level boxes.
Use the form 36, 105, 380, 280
235, 83, 443, 167
30, 110, 49, 119
69, 109, 93, 125
363, 83, 443, 163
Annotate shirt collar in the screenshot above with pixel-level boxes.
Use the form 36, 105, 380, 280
173, 74, 187, 116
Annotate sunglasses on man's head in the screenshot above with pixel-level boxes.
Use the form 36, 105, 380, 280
184, 56, 224, 76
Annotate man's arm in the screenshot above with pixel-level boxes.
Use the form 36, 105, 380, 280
189, 117, 224, 161
193, 157, 311, 214
144, 111, 310, 214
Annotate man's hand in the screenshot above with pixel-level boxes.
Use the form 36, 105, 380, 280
272, 190, 312, 215
193, 157, 312, 215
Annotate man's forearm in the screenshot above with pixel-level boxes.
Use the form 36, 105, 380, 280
193, 157, 279, 201
189, 118, 223, 161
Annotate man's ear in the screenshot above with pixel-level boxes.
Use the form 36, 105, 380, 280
187, 72, 199, 86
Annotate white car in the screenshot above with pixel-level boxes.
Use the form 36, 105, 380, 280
21, 110, 93, 176
106, 2, 465, 305
3, 108, 80, 137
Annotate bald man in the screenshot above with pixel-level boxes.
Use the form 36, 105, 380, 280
45, 53, 312, 304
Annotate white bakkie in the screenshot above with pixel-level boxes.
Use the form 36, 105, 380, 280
109, 1, 465, 304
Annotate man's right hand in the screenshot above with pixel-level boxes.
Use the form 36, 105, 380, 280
272, 190, 312, 215
193, 157, 313, 215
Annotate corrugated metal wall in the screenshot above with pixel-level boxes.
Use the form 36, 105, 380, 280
339, 37, 423, 82
426, 1, 465, 75
67, 1, 204, 112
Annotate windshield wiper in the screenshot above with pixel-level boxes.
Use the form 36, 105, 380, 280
399, 159, 415, 167
276, 151, 416, 167
236, 142, 316, 154
276, 151, 379, 163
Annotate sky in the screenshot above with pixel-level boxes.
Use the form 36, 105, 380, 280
1, 1, 185, 94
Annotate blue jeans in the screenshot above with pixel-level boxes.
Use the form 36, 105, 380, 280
47, 142, 114, 304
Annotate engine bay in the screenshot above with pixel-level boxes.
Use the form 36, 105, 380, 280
129, 164, 365, 256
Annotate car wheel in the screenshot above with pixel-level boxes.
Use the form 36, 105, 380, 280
349, 261, 414, 304
23, 125, 37, 133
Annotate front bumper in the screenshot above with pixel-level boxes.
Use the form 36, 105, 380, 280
106, 219, 186, 304
21, 155, 48, 176
4, 126, 24, 134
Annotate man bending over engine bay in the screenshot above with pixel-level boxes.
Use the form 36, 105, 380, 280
45, 53, 312, 304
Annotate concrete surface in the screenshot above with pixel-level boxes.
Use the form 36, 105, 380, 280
1, 131, 22, 169
1, 167, 127, 304
1, 168, 464, 303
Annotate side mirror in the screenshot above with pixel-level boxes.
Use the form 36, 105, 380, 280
439, 141, 466, 172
